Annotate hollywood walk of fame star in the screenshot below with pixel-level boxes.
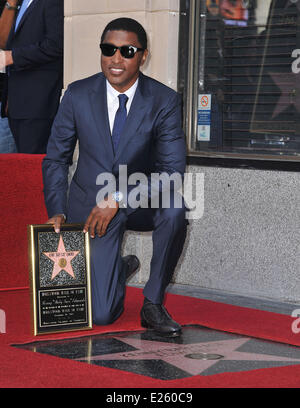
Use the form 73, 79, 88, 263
76, 336, 300, 376
43, 235, 80, 280
286, 0, 300, 12
269, 72, 298, 119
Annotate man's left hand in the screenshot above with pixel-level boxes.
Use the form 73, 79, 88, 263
83, 194, 119, 238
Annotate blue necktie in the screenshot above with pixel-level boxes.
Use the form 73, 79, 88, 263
15, 0, 31, 32
112, 94, 128, 153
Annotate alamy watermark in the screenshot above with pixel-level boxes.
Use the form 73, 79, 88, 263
291, 49, 300, 73
95, 166, 204, 220
0, 309, 5, 334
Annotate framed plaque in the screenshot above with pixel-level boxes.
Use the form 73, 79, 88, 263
28, 224, 93, 336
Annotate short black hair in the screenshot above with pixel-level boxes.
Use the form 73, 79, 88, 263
101, 18, 148, 50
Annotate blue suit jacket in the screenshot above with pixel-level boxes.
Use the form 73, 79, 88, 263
42, 72, 186, 221
2, 0, 63, 119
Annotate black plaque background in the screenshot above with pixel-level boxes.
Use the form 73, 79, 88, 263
29, 224, 92, 335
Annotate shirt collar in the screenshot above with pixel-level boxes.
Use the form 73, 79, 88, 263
106, 77, 139, 101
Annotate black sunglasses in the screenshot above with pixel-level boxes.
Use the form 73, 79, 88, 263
100, 43, 145, 59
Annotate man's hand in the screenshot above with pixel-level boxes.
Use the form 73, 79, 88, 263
0, 50, 13, 70
83, 195, 119, 238
46, 214, 66, 233
4, 51, 13, 66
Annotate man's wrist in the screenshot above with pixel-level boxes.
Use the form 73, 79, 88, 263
5, 1, 20, 11
111, 191, 126, 208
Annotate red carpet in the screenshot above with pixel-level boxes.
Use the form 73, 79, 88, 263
0, 154, 47, 290
1, 154, 300, 388
1, 286, 300, 388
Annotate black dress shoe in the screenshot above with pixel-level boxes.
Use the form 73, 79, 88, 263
123, 255, 140, 280
140, 298, 182, 337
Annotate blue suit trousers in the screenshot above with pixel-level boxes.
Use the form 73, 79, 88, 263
78, 201, 188, 326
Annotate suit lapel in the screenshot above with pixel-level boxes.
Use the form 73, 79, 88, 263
89, 74, 115, 164
14, 0, 39, 35
113, 73, 153, 164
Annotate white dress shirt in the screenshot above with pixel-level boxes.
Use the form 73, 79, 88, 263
106, 78, 139, 134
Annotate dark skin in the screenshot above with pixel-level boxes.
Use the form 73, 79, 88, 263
0, 0, 20, 68
47, 30, 148, 238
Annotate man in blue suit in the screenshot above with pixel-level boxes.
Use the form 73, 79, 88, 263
43, 18, 187, 337
1, 0, 63, 153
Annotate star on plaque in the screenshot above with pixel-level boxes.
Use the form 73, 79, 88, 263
43, 235, 80, 280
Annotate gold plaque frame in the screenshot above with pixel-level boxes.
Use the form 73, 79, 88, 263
28, 224, 93, 336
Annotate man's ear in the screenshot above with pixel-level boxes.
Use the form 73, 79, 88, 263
140, 49, 148, 67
